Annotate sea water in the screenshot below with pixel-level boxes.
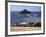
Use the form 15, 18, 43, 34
11, 11, 41, 25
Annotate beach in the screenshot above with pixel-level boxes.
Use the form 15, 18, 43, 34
10, 26, 41, 32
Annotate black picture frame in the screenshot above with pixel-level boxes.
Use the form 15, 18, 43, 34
5, 0, 45, 36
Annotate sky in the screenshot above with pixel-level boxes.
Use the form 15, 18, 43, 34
10, 5, 41, 12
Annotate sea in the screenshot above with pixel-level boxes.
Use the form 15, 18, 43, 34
11, 11, 41, 25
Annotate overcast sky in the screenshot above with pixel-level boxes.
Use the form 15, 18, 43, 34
10, 5, 41, 12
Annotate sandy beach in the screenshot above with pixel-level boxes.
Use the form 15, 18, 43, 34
10, 26, 41, 32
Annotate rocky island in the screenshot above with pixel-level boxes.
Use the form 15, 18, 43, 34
17, 9, 32, 17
